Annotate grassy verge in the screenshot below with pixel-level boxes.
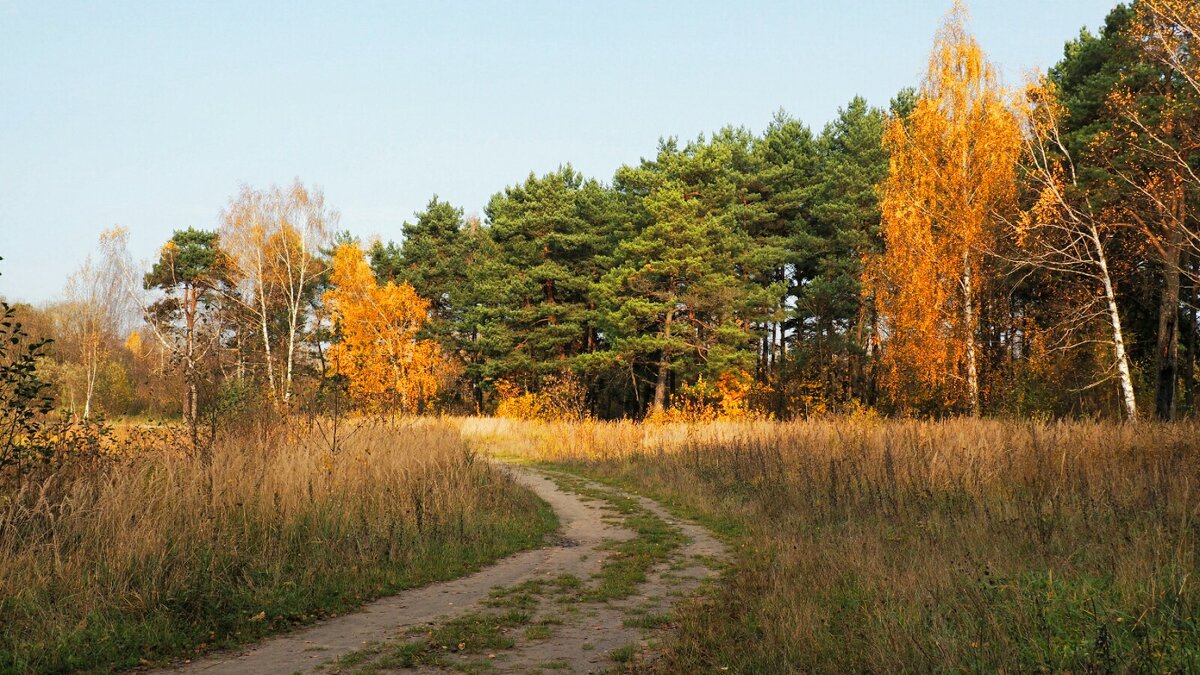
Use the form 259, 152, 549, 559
0, 421, 557, 673
502, 417, 1200, 673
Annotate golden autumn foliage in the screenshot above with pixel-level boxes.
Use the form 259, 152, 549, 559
650, 369, 771, 423
867, 1, 1021, 415
1136, 0, 1200, 97
124, 331, 142, 359
324, 243, 447, 413
493, 372, 589, 422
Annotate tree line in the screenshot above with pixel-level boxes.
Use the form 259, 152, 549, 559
5, 0, 1199, 424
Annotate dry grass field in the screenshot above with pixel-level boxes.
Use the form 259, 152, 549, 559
494, 416, 1200, 673
0, 420, 555, 673
3, 416, 1195, 673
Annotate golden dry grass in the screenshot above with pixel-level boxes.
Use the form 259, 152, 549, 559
493, 416, 1200, 672
0, 419, 554, 673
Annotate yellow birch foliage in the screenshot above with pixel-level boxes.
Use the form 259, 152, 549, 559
1135, 0, 1200, 97
124, 331, 142, 358
867, 1, 1021, 413
324, 243, 446, 412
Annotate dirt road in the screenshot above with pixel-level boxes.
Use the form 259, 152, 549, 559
159, 465, 725, 674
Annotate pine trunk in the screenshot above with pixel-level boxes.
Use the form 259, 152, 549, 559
1183, 266, 1196, 413
651, 308, 675, 414
1154, 225, 1182, 421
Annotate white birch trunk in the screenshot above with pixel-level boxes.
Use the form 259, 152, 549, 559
962, 251, 980, 417
1090, 224, 1138, 420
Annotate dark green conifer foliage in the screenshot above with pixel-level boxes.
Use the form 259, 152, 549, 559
751, 114, 818, 391
468, 167, 620, 395
796, 97, 889, 405
600, 136, 780, 413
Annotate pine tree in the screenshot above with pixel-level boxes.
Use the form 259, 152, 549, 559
143, 228, 235, 436
804, 97, 890, 406
601, 137, 779, 414
372, 196, 466, 324
469, 167, 618, 401
751, 114, 817, 405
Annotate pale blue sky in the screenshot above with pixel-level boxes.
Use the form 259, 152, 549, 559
1, 0, 1118, 304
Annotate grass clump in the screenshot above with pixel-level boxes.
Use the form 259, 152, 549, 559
485, 574, 582, 609
524, 624, 553, 640
428, 609, 531, 652
609, 643, 637, 663
624, 612, 673, 629
343, 609, 531, 672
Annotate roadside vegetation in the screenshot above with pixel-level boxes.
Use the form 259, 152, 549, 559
0, 421, 555, 673
507, 417, 1200, 672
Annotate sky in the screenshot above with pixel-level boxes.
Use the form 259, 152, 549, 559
1, 0, 1119, 305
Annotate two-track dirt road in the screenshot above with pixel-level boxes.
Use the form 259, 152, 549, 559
158, 464, 725, 674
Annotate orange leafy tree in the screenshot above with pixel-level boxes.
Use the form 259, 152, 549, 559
866, 1, 1021, 415
323, 243, 447, 413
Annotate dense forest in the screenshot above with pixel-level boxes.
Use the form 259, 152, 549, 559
5, 0, 1200, 429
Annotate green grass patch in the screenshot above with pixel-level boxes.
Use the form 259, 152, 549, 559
342, 609, 532, 672
609, 643, 637, 663
430, 609, 531, 652
485, 574, 582, 609
624, 612, 674, 629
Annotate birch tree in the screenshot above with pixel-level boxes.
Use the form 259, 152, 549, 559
221, 180, 335, 407
867, 1, 1021, 415
54, 229, 135, 419
1009, 79, 1139, 420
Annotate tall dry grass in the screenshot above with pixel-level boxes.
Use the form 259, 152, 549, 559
0, 419, 554, 673
501, 417, 1200, 672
